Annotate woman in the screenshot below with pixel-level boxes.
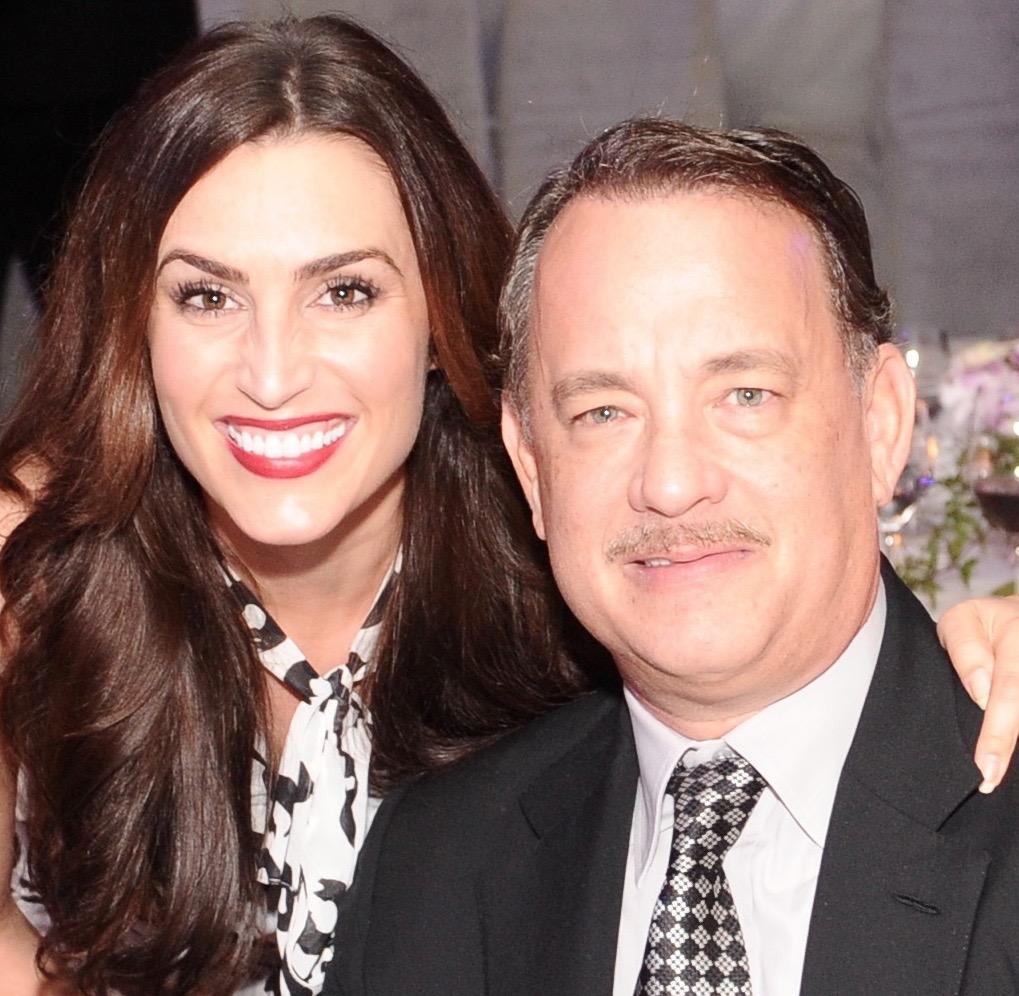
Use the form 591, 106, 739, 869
0, 12, 1015, 996
0, 17, 580, 995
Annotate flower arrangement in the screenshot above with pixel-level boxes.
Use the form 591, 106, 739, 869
892, 339, 1019, 605
938, 340, 1019, 441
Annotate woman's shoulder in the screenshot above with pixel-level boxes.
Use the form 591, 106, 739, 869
0, 463, 45, 615
0, 492, 28, 545
0, 460, 45, 544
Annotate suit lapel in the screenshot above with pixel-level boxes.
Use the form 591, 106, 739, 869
481, 693, 637, 996
800, 562, 988, 995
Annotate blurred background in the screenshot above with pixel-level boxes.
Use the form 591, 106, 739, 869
2, 0, 1018, 413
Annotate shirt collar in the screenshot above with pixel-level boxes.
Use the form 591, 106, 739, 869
625, 580, 886, 880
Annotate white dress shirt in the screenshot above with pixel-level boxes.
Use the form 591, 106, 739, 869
613, 583, 886, 995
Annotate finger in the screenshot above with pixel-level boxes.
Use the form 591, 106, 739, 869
939, 622, 995, 708
937, 597, 999, 657
975, 619, 1019, 791
937, 597, 1019, 705
976, 674, 1019, 792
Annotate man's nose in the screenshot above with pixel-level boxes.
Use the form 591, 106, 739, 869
627, 418, 727, 518
235, 313, 315, 410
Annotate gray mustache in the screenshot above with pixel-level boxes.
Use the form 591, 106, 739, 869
605, 520, 771, 562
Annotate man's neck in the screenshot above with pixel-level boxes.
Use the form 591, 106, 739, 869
623, 570, 881, 740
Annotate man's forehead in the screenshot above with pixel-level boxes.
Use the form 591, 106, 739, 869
537, 188, 821, 275
530, 190, 830, 355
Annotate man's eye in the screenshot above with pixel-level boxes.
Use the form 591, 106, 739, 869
583, 405, 622, 425
731, 388, 769, 407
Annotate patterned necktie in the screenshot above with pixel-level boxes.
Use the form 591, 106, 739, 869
637, 752, 766, 996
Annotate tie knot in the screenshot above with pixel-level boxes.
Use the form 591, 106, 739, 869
667, 752, 766, 863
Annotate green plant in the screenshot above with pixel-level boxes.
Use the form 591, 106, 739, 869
896, 471, 986, 608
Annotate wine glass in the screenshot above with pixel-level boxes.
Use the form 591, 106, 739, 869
967, 433, 1019, 593
972, 472, 1019, 593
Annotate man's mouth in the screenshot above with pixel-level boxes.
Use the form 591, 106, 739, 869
631, 545, 748, 567
606, 521, 772, 565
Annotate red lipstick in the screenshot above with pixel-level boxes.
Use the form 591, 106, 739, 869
221, 416, 351, 479
227, 438, 342, 478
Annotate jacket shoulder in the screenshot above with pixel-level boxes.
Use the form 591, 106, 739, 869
399, 688, 624, 816
326, 689, 628, 996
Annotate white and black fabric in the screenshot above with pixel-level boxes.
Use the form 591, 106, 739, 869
227, 559, 397, 996
11, 557, 396, 996
637, 752, 766, 996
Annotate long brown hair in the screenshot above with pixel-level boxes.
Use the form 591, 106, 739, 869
0, 17, 585, 994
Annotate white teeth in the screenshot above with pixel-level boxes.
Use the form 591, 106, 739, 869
226, 421, 350, 458
323, 423, 348, 445
644, 558, 673, 567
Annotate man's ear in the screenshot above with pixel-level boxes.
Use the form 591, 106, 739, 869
866, 342, 917, 508
501, 400, 546, 541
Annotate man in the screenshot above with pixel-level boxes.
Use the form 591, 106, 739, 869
324, 120, 1019, 995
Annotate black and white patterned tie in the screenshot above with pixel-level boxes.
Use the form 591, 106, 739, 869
637, 752, 766, 996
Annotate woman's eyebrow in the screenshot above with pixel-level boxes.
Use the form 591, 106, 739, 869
154, 247, 404, 285
295, 249, 403, 281
156, 250, 246, 283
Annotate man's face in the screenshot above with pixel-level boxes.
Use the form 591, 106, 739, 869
503, 191, 912, 728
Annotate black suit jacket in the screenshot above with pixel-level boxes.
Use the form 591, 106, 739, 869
326, 562, 1019, 994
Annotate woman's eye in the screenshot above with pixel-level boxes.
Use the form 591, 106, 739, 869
731, 387, 769, 408
174, 283, 236, 315
322, 280, 375, 309
197, 289, 228, 310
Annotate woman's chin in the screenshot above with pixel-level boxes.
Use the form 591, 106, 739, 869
210, 501, 345, 553
202, 475, 405, 562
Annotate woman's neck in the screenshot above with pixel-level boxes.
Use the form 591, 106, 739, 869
212, 473, 403, 671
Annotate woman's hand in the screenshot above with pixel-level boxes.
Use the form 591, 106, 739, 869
939, 595, 1019, 793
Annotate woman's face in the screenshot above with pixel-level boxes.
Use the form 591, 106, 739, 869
149, 135, 431, 549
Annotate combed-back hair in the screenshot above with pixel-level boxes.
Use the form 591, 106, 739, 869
0, 16, 585, 994
500, 117, 894, 418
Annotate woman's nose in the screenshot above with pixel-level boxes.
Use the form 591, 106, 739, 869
235, 314, 315, 410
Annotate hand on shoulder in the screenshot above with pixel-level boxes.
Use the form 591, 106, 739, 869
940, 595, 1019, 793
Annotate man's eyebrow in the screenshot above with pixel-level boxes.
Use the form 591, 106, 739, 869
156, 250, 246, 283
551, 371, 635, 410
701, 348, 799, 379
154, 248, 403, 284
